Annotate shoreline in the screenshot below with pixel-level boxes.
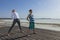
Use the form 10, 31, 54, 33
0, 19, 60, 32
0, 19, 60, 25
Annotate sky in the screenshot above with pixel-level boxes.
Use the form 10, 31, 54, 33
0, 0, 60, 18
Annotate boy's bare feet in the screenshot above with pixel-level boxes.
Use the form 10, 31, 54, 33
8, 34, 10, 36
27, 34, 31, 36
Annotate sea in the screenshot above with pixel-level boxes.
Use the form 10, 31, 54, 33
0, 18, 60, 31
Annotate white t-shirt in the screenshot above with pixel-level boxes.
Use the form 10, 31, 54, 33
11, 12, 20, 19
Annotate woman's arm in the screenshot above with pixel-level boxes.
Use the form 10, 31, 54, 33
27, 14, 30, 21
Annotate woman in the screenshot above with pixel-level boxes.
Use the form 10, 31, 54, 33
27, 9, 36, 34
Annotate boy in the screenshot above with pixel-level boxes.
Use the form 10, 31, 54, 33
27, 9, 36, 34
8, 9, 22, 35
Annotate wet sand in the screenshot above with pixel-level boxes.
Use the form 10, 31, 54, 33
0, 26, 60, 40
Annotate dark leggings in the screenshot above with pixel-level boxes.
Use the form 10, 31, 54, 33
8, 19, 21, 33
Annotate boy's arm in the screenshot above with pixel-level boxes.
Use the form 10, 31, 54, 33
11, 13, 13, 19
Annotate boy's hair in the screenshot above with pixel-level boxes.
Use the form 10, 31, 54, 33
29, 9, 32, 12
12, 9, 15, 12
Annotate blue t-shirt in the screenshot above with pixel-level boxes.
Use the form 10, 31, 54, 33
28, 14, 34, 22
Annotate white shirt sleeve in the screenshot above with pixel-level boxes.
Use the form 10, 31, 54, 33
11, 13, 14, 19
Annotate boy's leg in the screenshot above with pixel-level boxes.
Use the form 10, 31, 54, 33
8, 19, 16, 34
17, 19, 22, 32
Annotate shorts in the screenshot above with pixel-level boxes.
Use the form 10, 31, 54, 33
29, 22, 35, 30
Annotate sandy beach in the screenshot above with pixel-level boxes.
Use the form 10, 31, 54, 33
0, 26, 60, 40
0, 20, 60, 40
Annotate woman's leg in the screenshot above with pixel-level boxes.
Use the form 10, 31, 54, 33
30, 22, 36, 34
